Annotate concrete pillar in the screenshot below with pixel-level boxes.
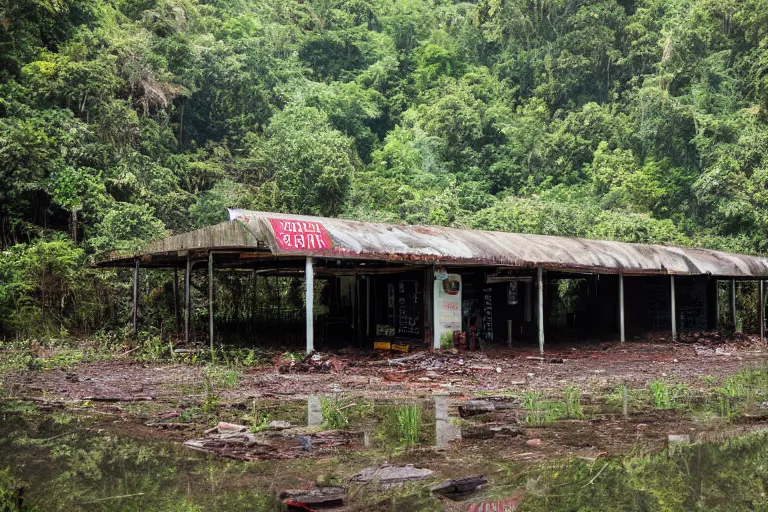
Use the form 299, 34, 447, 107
619, 273, 625, 342
731, 279, 737, 330
208, 251, 214, 357
305, 257, 314, 354
760, 280, 765, 343
184, 255, 191, 344
537, 266, 544, 355
671, 275, 677, 341
132, 259, 139, 334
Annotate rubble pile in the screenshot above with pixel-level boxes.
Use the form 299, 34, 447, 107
183, 421, 360, 461
276, 351, 347, 374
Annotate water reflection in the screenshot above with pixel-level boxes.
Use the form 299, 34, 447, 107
434, 394, 461, 448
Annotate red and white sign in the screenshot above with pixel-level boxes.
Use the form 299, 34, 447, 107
269, 218, 333, 252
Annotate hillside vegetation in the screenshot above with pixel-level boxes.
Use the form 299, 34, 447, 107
2, 0, 768, 337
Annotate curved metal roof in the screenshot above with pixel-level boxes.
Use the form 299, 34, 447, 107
97, 209, 768, 277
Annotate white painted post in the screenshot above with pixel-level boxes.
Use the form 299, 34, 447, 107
671, 275, 677, 341
619, 273, 625, 342
537, 266, 544, 355
184, 255, 191, 344
132, 259, 139, 334
305, 257, 314, 354
208, 251, 214, 358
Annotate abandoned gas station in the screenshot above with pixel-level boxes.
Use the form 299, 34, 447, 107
97, 210, 768, 355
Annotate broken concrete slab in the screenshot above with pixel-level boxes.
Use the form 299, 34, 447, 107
349, 464, 434, 489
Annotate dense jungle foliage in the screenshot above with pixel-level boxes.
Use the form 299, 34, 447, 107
3, 0, 768, 338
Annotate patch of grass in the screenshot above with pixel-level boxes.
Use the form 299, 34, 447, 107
204, 366, 241, 389
523, 391, 565, 426
201, 375, 220, 414
320, 395, 349, 429
396, 404, 422, 448
563, 385, 584, 418
649, 380, 672, 409
439, 332, 453, 350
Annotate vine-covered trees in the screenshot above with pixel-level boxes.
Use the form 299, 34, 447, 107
4, 0, 768, 336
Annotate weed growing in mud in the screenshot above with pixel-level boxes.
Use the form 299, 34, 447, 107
650, 380, 672, 408
523, 392, 565, 426
649, 380, 690, 409
563, 386, 584, 418
397, 404, 422, 447
320, 395, 349, 429
202, 375, 220, 414
204, 366, 241, 389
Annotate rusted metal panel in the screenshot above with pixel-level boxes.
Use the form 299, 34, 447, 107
96, 210, 768, 278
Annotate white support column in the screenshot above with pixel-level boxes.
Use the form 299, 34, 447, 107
184, 255, 191, 344
731, 279, 737, 330
305, 257, 314, 354
619, 273, 625, 342
208, 251, 214, 358
132, 259, 139, 334
671, 275, 677, 341
537, 266, 544, 355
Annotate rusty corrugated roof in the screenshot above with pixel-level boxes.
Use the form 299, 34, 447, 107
96, 209, 768, 277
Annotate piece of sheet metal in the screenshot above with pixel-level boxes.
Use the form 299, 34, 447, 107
96, 210, 768, 278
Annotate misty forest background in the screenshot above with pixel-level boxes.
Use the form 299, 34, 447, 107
3, 0, 768, 340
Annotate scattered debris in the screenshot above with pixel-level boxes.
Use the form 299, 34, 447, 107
526, 438, 542, 447
668, 434, 691, 444
431, 475, 487, 499
350, 465, 434, 489
277, 351, 346, 374
281, 486, 345, 510
466, 493, 524, 512
184, 424, 360, 461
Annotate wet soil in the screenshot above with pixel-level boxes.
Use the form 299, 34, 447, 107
9, 335, 766, 404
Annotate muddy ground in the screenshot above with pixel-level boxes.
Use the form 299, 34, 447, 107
8, 333, 766, 404
4, 333, 768, 510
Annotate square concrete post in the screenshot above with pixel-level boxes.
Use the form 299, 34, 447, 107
208, 251, 214, 358
619, 273, 625, 342
184, 255, 191, 344
537, 266, 544, 355
671, 275, 677, 341
132, 259, 139, 334
305, 257, 314, 354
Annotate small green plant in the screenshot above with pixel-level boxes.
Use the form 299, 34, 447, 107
439, 332, 454, 350
397, 404, 422, 447
320, 395, 349, 429
649, 380, 672, 409
563, 385, 584, 418
201, 375, 219, 414
204, 366, 241, 389
523, 391, 564, 426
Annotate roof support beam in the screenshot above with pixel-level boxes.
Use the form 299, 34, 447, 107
731, 279, 738, 330
132, 259, 139, 334
671, 275, 677, 341
537, 266, 544, 355
757, 279, 765, 342
306, 257, 315, 354
619, 273, 625, 342
184, 255, 191, 344
173, 267, 181, 332
209, 251, 215, 360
